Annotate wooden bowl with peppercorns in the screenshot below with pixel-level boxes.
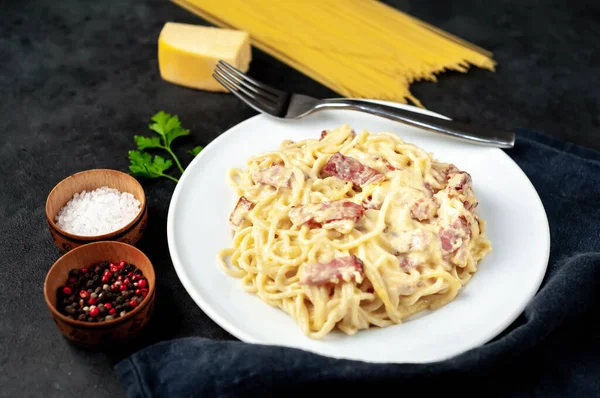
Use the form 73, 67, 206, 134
43, 241, 156, 347
45, 169, 148, 253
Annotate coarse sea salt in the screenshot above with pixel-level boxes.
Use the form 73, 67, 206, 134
55, 186, 141, 236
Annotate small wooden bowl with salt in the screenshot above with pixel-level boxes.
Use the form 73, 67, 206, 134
46, 169, 148, 252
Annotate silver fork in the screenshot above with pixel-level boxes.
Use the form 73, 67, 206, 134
213, 61, 515, 148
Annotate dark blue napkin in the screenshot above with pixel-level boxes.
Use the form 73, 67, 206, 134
115, 129, 600, 397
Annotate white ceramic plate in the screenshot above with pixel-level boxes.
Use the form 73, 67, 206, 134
167, 101, 550, 364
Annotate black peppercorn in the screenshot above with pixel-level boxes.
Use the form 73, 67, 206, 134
56, 261, 149, 323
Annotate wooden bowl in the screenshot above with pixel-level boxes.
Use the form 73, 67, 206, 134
43, 241, 156, 347
45, 169, 148, 252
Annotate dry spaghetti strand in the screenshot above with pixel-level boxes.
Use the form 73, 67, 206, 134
170, 0, 495, 106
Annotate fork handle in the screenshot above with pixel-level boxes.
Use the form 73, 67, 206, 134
314, 99, 515, 148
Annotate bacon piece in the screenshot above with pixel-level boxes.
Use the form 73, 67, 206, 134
410, 197, 439, 221
229, 196, 254, 230
436, 163, 460, 182
251, 165, 294, 189
463, 200, 478, 211
289, 200, 364, 228
445, 172, 477, 210
362, 195, 380, 210
322, 153, 384, 185
439, 215, 473, 266
447, 172, 472, 193
423, 182, 434, 196
429, 163, 461, 192
399, 256, 418, 272
439, 216, 471, 253
320, 130, 328, 140
300, 256, 364, 286
439, 229, 458, 252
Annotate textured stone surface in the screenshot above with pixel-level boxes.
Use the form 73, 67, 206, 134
0, 0, 598, 396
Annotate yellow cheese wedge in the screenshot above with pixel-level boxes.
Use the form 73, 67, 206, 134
158, 22, 251, 92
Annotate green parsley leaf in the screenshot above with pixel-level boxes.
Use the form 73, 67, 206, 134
146, 111, 191, 172
189, 145, 204, 156
134, 136, 163, 151
128, 150, 178, 182
148, 111, 171, 144
128, 111, 201, 183
148, 111, 190, 147
147, 154, 173, 175
165, 114, 181, 133
165, 126, 190, 147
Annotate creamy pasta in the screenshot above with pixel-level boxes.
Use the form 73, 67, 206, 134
218, 124, 491, 339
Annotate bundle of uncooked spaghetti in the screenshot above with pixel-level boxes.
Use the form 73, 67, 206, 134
170, 0, 495, 107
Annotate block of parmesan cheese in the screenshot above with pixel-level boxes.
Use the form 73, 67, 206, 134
158, 22, 251, 92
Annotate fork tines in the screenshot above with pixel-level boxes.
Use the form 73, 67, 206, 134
213, 61, 285, 115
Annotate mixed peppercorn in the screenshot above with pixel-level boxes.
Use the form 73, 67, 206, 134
56, 261, 149, 323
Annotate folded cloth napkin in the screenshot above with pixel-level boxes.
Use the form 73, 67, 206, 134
115, 129, 600, 398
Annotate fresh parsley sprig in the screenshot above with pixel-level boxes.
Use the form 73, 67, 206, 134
189, 145, 204, 157
128, 151, 179, 183
129, 111, 203, 183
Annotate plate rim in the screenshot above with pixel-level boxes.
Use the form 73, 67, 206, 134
166, 101, 550, 363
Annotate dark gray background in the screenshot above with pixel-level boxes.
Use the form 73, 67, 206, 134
1, 0, 598, 396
